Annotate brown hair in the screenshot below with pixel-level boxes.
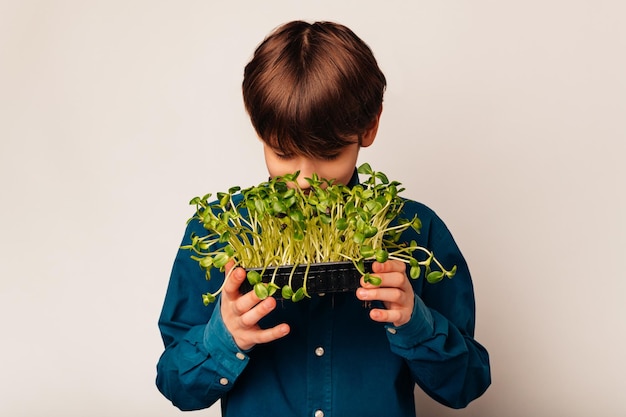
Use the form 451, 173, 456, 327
242, 21, 386, 158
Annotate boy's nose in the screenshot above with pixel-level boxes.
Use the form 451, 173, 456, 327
295, 160, 317, 190
295, 173, 311, 190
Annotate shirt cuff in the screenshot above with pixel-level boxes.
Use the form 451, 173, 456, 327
203, 299, 250, 385
384, 293, 435, 349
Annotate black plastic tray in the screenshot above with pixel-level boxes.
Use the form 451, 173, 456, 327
239, 260, 374, 298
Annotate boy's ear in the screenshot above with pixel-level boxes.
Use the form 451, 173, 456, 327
360, 106, 383, 148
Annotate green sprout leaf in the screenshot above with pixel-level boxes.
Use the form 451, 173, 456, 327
293, 228, 305, 241
357, 162, 373, 175
410, 265, 421, 279
375, 249, 388, 263
218, 230, 231, 243
364, 273, 382, 286
281, 285, 294, 299
375, 171, 389, 184
284, 195, 297, 208
247, 270, 262, 285
353, 231, 365, 244
217, 192, 230, 207
336, 218, 348, 231
363, 225, 378, 238
267, 282, 280, 297
360, 245, 375, 258
272, 200, 287, 214
282, 172, 299, 182
199, 257, 213, 269
446, 265, 457, 278
319, 214, 332, 225
365, 200, 382, 214
202, 293, 216, 305
290, 210, 305, 222
254, 283, 269, 299
254, 199, 265, 216
426, 271, 444, 284
411, 216, 422, 233
213, 253, 230, 268
292, 287, 305, 302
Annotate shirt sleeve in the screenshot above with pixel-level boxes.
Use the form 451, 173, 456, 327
384, 203, 491, 408
155, 221, 249, 411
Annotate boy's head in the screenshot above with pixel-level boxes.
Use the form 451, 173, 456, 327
242, 21, 386, 161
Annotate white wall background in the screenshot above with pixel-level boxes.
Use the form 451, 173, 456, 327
1, 1, 624, 416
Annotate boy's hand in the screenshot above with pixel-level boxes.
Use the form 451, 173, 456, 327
356, 260, 415, 327
220, 261, 290, 351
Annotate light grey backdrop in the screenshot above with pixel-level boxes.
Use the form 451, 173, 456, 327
1, 1, 624, 416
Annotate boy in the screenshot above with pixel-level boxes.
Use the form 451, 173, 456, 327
157, 21, 490, 416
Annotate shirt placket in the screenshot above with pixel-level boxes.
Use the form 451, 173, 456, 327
306, 295, 333, 417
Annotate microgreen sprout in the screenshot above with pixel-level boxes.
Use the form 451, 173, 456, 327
182, 163, 456, 305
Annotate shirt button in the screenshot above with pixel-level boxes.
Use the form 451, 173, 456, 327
314, 410, 324, 417
314, 347, 325, 357
219, 377, 229, 386
387, 328, 397, 335
236, 352, 246, 360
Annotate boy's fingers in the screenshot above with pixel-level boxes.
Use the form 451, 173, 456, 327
370, 308, 392, 323
223, 262, 246, 297
372, 259, 406, 274
360, 272, 406, 289
232, 290, 264, 315
252, 324, 291, 345
362, 260, 414, 290
357, 287, 403, 304
369, 308, 407, 327
369, 308, 388, 322
239, 297, 277, 327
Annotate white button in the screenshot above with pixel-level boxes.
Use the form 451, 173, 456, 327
314, 347, 325, 357
314, 410, 324, 417
219, 377, 229, 386
387, 328, 397, 335
236, 352, 246, 360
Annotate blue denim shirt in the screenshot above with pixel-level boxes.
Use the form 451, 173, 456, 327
156, 171, 490, 416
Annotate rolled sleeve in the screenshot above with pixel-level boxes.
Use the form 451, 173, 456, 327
203, 299, 250, 387
385, 294, 434, 349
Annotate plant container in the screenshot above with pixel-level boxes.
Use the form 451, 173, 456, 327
240, 260, 375, 299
